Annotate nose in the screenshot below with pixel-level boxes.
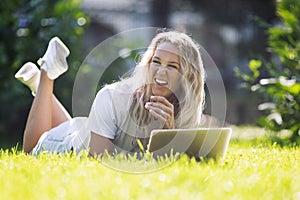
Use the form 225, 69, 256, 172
156, 65, 167, 75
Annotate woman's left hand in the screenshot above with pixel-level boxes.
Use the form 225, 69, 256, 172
145, 96, 175, 129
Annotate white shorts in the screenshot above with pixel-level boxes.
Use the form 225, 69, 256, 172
32, 117, 90, 156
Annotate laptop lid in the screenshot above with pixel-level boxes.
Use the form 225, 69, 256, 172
147, 128, 232, 160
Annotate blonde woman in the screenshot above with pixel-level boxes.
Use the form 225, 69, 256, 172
16, 30, 206, 156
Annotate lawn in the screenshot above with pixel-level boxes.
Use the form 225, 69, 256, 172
0, 126, 299, 200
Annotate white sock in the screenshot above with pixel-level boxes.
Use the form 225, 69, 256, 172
37, 36, 70, 80
15, 62, 40, 95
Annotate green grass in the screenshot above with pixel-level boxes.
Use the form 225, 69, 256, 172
1, 126, 300, 200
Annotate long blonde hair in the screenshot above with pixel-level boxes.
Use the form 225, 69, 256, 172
121, 30, 205, 129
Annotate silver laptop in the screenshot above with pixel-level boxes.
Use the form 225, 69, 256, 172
147, 128, 232, 160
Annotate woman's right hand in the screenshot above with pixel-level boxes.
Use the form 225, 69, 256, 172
145, 95, 175, 129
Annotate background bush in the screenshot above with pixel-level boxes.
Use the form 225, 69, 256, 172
0, 0, 88, 147
236, 0, 300, 144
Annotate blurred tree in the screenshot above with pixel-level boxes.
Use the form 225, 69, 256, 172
0, 0, 88, 148
184, 0, 277, 75
236, 0, 300, 144
189, 0, 276, 24
169, 0, 277, 124
151, 0, 170, 27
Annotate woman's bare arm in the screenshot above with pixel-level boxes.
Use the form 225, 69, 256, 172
88, 132, 114, 157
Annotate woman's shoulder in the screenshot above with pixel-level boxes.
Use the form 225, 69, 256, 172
94, 82, 134, 112
98, 82, 134, 97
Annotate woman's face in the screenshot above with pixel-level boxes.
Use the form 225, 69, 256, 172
149, 42, 182, 98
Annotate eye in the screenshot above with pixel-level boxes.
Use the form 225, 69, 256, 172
152, 59, 161, 65
167, 64, 180, 70
168, 64, 178, 69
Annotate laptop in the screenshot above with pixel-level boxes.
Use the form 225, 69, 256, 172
147, 128, 232, 160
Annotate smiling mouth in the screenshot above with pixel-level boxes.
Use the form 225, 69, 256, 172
154, 78, 168, 86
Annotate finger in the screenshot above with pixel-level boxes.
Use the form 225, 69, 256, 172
147, 96, 174, 113
154, 107, 170, 117
150, 96, 173, 106
146, 101, 173, 115
149, 108, 167, 121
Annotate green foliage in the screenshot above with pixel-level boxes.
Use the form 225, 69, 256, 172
0, 0, 88, 146
0, 131, 299, 199
236, 0, 300, 144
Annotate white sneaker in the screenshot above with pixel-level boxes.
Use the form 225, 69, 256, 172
37, 36, 70, 80
15, 62, 40, 95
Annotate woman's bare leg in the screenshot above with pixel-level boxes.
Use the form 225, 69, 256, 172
51, 94, 72, 127
23, 70, 53, 153
15, 62, 71, 127
23, 71, 74, 153
22, 77, 71, 153
21, 36, 70, 153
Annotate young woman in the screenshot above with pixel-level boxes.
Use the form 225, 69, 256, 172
15, 30, 206, 156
